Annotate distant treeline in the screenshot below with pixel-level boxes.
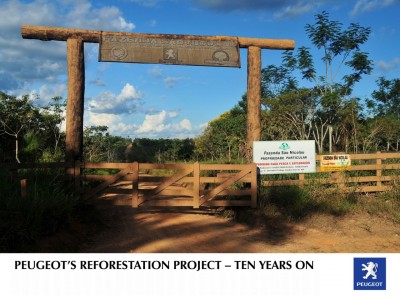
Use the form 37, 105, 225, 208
127, 138, 195, 163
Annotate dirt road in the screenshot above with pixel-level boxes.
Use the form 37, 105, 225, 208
79, 204, 400, 253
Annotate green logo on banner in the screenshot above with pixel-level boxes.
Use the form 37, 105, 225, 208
279, 143, 290, 151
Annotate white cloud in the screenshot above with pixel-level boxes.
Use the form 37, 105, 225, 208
148, 19, 157, 27
274, 1, 318, 19
147, 66, 164, 78
89, 78, 106, 87
129, 0, 161, 7
164, 77, 186, 88
0, 0, 135, 93
350, 0, 397, 16
87, 111, 122, 127
88, 83, 142, 114
168, 111, 179, 118
179, 119, 192, 131
135, 110, 193, 137
25, 83, 67, 106
118, 83, 142, 101
376, 57, 400, 71
136, 110, 171, 133
66, 3, 135, 31
87, 108, 198, 138
87, 111, 139, 135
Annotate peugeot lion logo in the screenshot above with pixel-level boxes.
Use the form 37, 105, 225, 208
362, 262, 378, 280
354, 258, 386, 290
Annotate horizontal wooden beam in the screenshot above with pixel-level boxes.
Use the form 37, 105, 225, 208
21, 25, 295, 50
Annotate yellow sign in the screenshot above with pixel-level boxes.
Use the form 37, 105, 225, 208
320, 154, 351, 172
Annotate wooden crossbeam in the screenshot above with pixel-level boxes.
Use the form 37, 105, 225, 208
21, 25, 295, 50
83, 166, 132, 200
199, 165, 253, 206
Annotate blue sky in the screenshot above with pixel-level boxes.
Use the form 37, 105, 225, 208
1, 0, 399, 139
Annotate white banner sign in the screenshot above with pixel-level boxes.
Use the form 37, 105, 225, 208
253, 140, 316, 174
1, 253, 399, 300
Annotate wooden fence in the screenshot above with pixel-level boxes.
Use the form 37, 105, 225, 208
263, 152, 400, 193
81, 162, 258, 208
0, 161, 257, 208
1, 152, 399, 207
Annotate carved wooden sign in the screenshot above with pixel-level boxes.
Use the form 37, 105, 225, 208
99, 33, 241, 67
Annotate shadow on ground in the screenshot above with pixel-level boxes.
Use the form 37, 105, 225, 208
77, 202, 296, 253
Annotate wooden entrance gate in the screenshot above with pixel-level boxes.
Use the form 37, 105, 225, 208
81, 162, 258, 208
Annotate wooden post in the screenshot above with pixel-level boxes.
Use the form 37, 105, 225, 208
193, 162, 200, 208
376, 151, 382, 189
132, 161, 139, 208
21, 179, 27, 200
246, 46, 261, 163
65, 38, 84, 187
299, 173, 305, 187
65, 37, 85, 168
250, 163, 258, 208
74, 160, 81, 195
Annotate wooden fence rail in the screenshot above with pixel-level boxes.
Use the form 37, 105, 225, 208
0, 161, 257, 208
1, 152, 399, 205
263, 152, 400, 193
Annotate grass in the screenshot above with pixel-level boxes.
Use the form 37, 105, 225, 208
258, 183, 358, 221
0, 168, 100, 252
363, 175, 400, 223
227, 171, 400, 227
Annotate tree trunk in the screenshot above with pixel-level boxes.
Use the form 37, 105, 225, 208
15, 136, 20, 164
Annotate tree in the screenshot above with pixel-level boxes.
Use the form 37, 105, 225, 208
40, 96, 66, 162
371, 77, 400, 120
262, 88, 316, 141
0, 92, 42, 163
261, 11, 373, 153
83, 125, 109, 162
128, 138, 195, 163
195, 102, 246, 162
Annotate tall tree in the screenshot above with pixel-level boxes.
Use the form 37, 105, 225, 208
261, 11, 373, 153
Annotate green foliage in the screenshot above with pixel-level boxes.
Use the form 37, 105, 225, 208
303, 11, 372, 94
372, 77, 400, 120
256, 11, 377, 153
195, 100, 246, 162
0, 92, 66, 163
127, 138, 195, 163
83, 126, 131, 162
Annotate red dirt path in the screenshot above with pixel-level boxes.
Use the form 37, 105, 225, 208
78, 201, 400, 253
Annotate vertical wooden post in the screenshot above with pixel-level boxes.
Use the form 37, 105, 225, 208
74, 160, 81, 196
299, 173, 305, 187
21, 179, 27, 200
246, 46, 261, 163
193, 162, 200, 208
132, 161, 139, 208
376, 151, 382, 189
250, 163, 258, 208
66, 37, 85, 177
